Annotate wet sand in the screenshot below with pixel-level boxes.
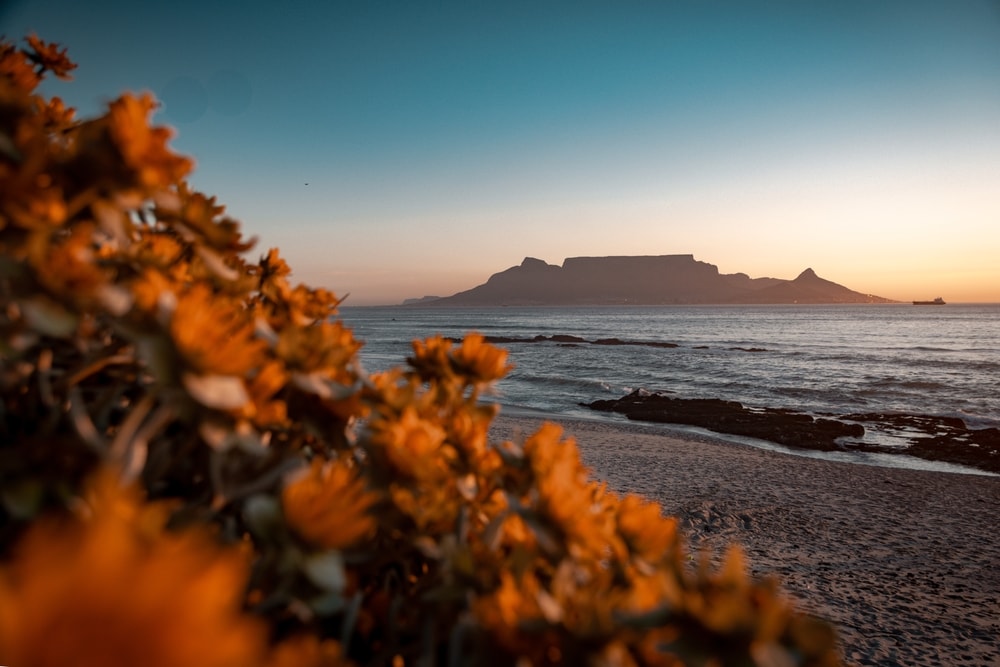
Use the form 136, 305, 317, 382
490, 413, 1000, 667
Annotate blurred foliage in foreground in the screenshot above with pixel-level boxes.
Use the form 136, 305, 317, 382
0, 35, 840, 667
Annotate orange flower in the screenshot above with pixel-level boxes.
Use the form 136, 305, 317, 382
30, 222, 107, 299
26, 34, 77, 80
493, 570, 546, 628
171, 284, 265, 376
0, 468, 267, 667
616, 494, 679, 564
388, 481, 464, 533
0, 42, 41, 92
259, 248, 292, 280
451, 333, 511, 383
155, 184, 254, 252
132, 231, 186, 269
2, 160, 68, 229
282, 458, 379, 551
107, 93, 192, 188
447, 404, 502, 474
38, 95, 76, 130
523, 424, 621, 561
242, 360, 289, 426
473, 570, 550, 652
369, 406, 447, 479
522, 422, 573, 478
286, 284, 342, 325
616, 569, 683, 621
407, 335, 454, 381
275, 320, 361, 379
131, 267, 178, 313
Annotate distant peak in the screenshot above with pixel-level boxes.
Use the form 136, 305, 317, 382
520, 257, 549, 268
796, 268, 818, 280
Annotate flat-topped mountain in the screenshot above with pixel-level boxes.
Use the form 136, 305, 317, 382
407, 255, 896, 306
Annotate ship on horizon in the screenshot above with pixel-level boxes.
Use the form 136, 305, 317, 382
913, 297, 946, 305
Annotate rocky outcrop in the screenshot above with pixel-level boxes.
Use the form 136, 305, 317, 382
447, 334, 680, 349
584, 390, 1000, 473
409, 255, 896, 306
840, 412, 1000, 473
585, 390, 865, 452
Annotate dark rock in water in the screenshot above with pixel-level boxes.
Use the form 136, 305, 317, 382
906, 429, 1000, 473
584, 390, 864, 452
583, 392, 1000, 474
840, 413, 1000, 474
477, 336, 530, 344
549, 334, 587, 343
593, 338, 679, 348
473, 334, 680, 349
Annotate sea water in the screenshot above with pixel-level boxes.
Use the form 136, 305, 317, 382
339, 304, 1000, 470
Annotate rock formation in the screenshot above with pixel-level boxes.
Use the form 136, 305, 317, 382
409, 255, 896, 306
583, 390, 1000, 474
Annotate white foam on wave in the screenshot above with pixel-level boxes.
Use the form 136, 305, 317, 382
655, 423, 998, 477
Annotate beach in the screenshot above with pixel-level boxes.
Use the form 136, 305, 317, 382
490, 412, 1000, 667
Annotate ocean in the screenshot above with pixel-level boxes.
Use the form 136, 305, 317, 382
339, 304, 1000, 474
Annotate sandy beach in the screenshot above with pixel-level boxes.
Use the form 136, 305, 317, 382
490, 412, 1000, 667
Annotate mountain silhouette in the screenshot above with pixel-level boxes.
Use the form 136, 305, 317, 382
728, 268, 891, 304
406, 255, 896, 306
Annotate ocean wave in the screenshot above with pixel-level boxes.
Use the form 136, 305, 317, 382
509, 371, 626, 395
953, 410, 1000, 430
866, 378, 948, 390
346, 305, 1000, 436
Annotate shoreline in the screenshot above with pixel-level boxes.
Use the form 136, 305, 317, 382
490, 411, 1000, 666
493, 403, 998, 478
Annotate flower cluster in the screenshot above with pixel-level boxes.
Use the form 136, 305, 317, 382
0, 36, 841, 666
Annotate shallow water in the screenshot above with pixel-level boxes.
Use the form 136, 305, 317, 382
340, 304, 1000, 469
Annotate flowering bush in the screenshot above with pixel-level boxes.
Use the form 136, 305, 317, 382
0, 35, 840, 666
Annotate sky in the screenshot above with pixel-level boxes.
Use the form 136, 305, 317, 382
4, 0, 1000, 304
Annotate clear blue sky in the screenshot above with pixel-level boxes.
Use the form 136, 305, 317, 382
5, 1, 1000, 304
